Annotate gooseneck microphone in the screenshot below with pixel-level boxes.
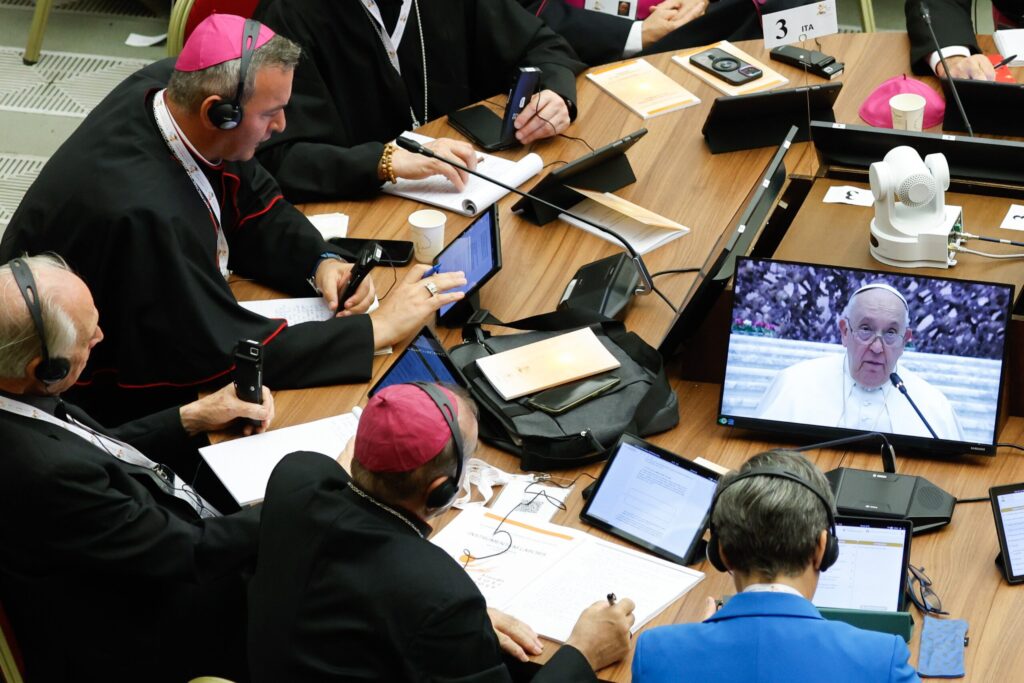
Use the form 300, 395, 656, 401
890, 371, 940, 439
394, 135, 655, 296
794, 431, 897, 474
920, 2, 975, 137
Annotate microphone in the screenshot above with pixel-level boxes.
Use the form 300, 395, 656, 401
920, 2, 974, 137
395, 135, 654, 295
890, 371, 940, 439
794, 431, 896, 474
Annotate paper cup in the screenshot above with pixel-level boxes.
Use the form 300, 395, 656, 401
889, 93, 926, 132
409, 209, 447, 263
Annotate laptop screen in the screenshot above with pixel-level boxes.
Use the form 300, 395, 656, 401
369, 327, 462, 397
812, 517, 912, 612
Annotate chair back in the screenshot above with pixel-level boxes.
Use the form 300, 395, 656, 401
168, 0, 262, 56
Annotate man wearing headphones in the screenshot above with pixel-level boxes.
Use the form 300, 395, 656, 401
632, 450, 919, 683
0, 14, 466, 425
248, 382, 635, 681
0, 256, 275, 681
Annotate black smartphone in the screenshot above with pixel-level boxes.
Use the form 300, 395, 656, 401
328, 237, 414, 266
233, 339, 263, 427
498, 66, 541, 147
526, 376, 620, 415
690, 47, 763, 86
340, 241, 383, 303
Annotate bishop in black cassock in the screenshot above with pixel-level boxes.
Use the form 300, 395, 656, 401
252, 0, 586, 203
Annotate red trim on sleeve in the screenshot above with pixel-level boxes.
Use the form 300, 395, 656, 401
535, 0, 549, 14
237, 193, 285, 229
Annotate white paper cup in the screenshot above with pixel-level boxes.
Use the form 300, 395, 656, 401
408, 209, 447, 263
889, 93, 926, 132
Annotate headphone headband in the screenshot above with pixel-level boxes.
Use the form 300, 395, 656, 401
410, 382, 465, 510
9, 258, 70, 385
208, 18, 262, 130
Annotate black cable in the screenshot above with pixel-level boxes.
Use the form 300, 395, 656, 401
374, 244, 400, 301
558, 133, 595, 152
652, 285, 678, 313
543, 159, 570, 170
971, 235, 1024, 248
996, 442, 1024, 452
651, 267, 700, 278
955, 496, 988, 505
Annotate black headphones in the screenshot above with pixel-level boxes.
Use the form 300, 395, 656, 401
10, 258, 71, 385
410, 382, 465, 510
706, 465, 839, 573
207, 18, 262, 130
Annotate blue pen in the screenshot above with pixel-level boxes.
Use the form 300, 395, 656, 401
421, 264, 441, 278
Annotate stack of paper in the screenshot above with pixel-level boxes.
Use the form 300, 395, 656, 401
586, 58, 700, 119
383, 132, 542, 216
431, 506, 704, 642
995, 29, 1024, 67
559, 187, 690, 255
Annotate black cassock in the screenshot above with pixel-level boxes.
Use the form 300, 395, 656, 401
252, 0, 585, 203
0, 59, 373, 424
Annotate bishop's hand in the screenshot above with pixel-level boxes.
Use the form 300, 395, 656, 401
315, 259, 376, 316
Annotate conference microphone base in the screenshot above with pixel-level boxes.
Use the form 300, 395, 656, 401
825, 467, 955, 535
558, 253, 639, 320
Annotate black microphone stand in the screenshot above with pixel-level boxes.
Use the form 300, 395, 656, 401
921, 3, 975, 137
395, 136, 655, 296
890, 372, 940, 439
794, 431, 897, 474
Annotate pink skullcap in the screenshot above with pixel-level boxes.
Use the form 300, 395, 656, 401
175, 14, 275, 72
355, 384, 460, 473
859, 75, 945, 129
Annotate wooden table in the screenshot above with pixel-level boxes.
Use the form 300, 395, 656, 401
231, 32, 1024, 682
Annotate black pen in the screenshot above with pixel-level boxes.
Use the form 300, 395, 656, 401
993, 54, 1017, 70
607, 593, 617, 606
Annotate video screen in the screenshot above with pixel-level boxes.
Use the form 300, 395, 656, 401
435, 207, 498, 317
369, 329, 461, 397
719, 258, 1013, 453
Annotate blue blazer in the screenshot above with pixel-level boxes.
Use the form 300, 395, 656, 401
633, 592, 920, 683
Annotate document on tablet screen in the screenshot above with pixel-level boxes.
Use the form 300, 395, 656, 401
813, 522, 907, 612
996, 489, 1024, 578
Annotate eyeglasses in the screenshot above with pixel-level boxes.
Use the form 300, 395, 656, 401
847, 321, 905, 347
906, 564, 949, 615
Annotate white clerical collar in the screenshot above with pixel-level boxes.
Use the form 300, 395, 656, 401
159, 91, 222, 168
742, 583, 804, 597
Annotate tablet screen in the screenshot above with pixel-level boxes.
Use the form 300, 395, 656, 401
369, 328, 462, 397
434, 205, 500, 318
992, 485, 1024, 582
812, 518, 911, 612
581, 436, 719, 564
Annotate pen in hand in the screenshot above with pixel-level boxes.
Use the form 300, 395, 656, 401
993, 54, 1017, 70
607, 593, 617, 606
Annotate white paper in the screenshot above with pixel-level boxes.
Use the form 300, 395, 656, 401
383, 132, 543, 216
1000, 204, 1024, 231
200, 411, 360, 506
431, 506, 704, 642
823, 185, 874, 207
994, 29, 1024, 67
693, 456, 730, 476
559, 201, 689, 255
489, 479, 573, 522
585, 0, 636, 19
238, 296, 390, 355
125, 32, 167, 47
307, 212, 349, 240
762, 0, 838, 49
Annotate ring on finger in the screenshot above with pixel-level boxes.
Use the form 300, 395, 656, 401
423, 281, 439, 297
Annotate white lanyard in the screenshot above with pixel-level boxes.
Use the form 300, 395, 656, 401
362, 0, 413, 73
0, 395, 216, 518
153, 89, 230, 278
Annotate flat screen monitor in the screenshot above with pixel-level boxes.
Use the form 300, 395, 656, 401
718, 257, 1013, 455
941, 77, 1024, 137
658, 126, 798, 358
433, 204, 502, 324
580, 434, 720, 565
812, 517, 912, 612
369, 327, 464, 397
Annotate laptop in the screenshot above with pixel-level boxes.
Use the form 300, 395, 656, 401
812, 516, 913, 612
941, 77, 1024, 136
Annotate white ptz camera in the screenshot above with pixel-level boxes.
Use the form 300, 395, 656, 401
868, 146, 962, 269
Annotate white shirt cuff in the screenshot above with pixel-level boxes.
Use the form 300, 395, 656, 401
928, 46, 972, 74
623, 20, 643, 58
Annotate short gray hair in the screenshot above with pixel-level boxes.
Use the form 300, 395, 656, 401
0, 255, 78, 378
166, 33, 301, 112
713, 450, 834, 579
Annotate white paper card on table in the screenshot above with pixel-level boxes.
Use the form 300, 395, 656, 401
585, 0, 636, 19
200, 411, 360, 506
238, 297, 390, 355
383, 132, 542, 216
693, 456, 730, 476
994, 29, 1024, 66
761, 0, 838, 49
823, 186, 874, 207
125, 32, 167, 47
489, 479, 573, 522
1000, 204, 1024, 231
560, 186, 689, 255
430, 506, 704, 642
306, 212, 349, 240
586, 58, 700, 119
474, 328, 621, 401
673, 41, 789, 96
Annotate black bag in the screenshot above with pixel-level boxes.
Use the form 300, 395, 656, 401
447, 309, 679, 471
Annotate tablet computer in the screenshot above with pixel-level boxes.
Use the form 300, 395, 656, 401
433, 203, 502, 326
580, 433, 720, 565
941, 78, 1024, 137
368, 326, 465, 397
989, 482, 1024, 584
812, 516, 913, 612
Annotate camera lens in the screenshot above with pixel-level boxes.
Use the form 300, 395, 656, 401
712, 57, 739, 72
738, 65, 761, 77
